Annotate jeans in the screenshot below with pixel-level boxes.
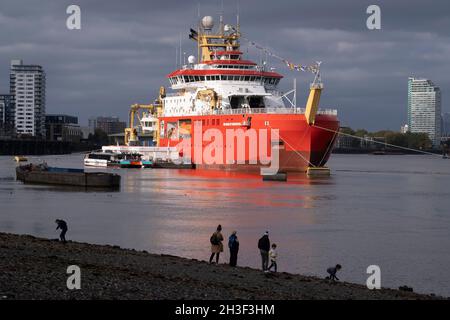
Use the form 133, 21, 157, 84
268, 261, 277, 272
60, 229, 67, 243
229, 249, 238, 267
260, 250, 269, 271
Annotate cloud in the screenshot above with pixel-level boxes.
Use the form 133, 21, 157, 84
0, 0, 449, 131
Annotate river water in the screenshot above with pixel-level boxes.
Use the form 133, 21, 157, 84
1, 153, 450, 296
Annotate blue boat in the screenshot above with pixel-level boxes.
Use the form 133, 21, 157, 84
141, 160, 153, 168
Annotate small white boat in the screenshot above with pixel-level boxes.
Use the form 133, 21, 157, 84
84, 151, 121, 167
14, 156, 28, 162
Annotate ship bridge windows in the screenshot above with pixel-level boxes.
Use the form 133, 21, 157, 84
264, 77, 280, 86
229, 95, 265, 109
215, 65, 253, 70
172, 74, 277, 84
211, 53, 242, 60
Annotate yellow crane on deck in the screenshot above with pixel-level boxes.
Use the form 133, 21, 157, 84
124, 87, 165, 146
304, 62, 323, 126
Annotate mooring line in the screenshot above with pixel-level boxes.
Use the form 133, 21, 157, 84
312, 124, 442, 157
318, 128, 339, 166
268, 124, 316, 167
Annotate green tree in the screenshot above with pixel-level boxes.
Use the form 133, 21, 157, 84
89, 128, 109, 145
385, 132, 408, 147
354, 129, 369, 137
405, 132, 432, 150
339, 127, 355, 136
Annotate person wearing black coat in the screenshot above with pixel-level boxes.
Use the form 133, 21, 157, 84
228, 231, 239, 267
258, 231, 270, 271
55, 219, 68, 243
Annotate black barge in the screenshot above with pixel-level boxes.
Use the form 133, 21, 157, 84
16, 164, 121, 188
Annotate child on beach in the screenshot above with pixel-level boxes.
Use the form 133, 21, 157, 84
267, 243, 278, 272
326, 264, 342, 281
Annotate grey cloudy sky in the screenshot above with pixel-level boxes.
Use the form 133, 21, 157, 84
0, 0, 449, 130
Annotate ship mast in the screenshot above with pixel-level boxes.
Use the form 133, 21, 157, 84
191, 15, 241, 63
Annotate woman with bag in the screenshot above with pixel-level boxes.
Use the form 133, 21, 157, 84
209, 224, 224, 264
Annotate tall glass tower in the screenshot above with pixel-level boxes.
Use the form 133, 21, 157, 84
407, 77, 441, 146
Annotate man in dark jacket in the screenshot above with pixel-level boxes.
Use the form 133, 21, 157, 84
258, 231, 270, 271
55, 219, 68, 243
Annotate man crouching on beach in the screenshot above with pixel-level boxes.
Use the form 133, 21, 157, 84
55, 219, 68, 243
326, 264, 342, 281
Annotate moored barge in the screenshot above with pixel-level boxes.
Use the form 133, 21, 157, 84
16, 164, 121, 188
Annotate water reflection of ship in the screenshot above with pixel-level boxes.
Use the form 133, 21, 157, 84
121, 169, 335, 219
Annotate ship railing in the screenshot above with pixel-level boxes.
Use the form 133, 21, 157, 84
162, 107, 338, 117
165, 92, 182, 97
206, 107, 337, 116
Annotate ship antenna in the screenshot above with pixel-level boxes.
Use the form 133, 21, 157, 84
175, 46, 178, 68
312, 61, 323, 88
236, 1, 240, 34
220, 0, 224, 35
197, 3, 201, 63
179, 33, 182, 68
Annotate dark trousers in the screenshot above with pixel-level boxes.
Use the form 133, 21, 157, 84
209, 252, 220, 263
268, 261, 277, 272
60, 229, 67, 243
260, 250, 269, 270
229, 249, 238, 267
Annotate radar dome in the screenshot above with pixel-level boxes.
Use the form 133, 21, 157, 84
188, 55, 196, 64
201, 16, 214, 30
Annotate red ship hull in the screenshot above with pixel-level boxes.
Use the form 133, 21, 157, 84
158, 112, 339, 172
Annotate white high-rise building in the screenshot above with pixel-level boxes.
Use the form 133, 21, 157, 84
407, 77, 441, 146
10, 59, 46, 137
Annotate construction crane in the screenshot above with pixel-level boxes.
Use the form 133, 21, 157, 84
124, 87, 165, 146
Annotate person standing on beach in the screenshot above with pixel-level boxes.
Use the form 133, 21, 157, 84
267, 243, 278, 272
228, 231, 239, 267
258, 231, 270, 271
55, 219, 68, 243
209, 225, 224, 264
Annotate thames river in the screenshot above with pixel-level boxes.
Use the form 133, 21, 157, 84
1, 153, 450, 296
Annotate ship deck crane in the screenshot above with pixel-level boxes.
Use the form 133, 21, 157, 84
304, 62, 323, 126
124, 87, 165, 146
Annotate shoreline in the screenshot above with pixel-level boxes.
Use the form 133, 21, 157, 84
0, 232, 444, 300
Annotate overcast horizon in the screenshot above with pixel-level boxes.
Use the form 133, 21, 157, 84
1, 0, 449, 131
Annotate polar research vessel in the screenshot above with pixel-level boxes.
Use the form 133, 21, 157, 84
116, 15, 340, 173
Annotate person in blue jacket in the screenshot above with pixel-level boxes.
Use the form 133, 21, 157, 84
228, 231, 239, 267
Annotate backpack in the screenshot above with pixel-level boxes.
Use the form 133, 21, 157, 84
210, 233, 220, 245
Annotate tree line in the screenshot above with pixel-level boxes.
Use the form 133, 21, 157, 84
339, 128, 435, 150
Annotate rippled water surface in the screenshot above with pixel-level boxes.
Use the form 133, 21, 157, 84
1, 153, 450, 296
